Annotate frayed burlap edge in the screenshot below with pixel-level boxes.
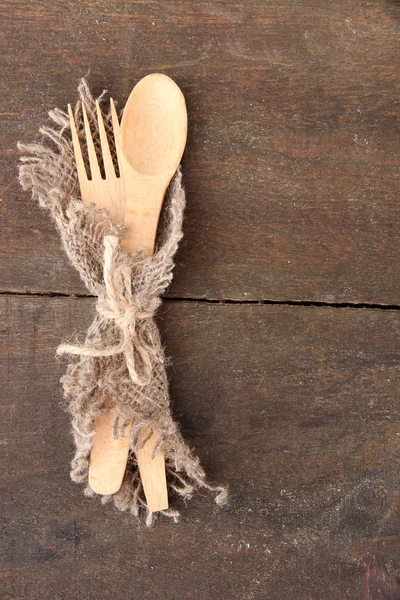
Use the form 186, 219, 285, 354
18, 78, 227, 525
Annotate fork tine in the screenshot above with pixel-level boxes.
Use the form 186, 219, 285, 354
81, 102, 101, 181
68, 104, 88, 185
95, 100, 115, 179
110, 98, 123, 175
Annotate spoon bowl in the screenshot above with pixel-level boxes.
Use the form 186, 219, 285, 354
119, 73, 187, 256
121, 73, 187, 177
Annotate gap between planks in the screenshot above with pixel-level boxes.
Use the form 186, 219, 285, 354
0, 290, 399, 311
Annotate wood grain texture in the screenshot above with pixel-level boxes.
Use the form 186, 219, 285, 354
1, 296, 399, 599
2, 1, 400, 598
1, 0, 400, 303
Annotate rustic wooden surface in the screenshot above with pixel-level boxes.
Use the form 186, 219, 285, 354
1, 298, 400, 599
1, 1, 400, 599
1, 0, 400, 303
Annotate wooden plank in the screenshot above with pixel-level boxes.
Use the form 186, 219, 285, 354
1, 0, 400, 303
1, 296, 399, 599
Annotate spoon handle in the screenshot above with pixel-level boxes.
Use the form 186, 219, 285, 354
122, 174, 168, 255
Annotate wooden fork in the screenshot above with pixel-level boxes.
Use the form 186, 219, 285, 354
68, 100, 125, 225
68, 99, 168, 509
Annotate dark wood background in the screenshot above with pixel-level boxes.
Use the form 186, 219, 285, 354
1, 1, 400, 598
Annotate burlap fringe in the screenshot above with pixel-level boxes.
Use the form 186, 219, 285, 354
18, 78, 227, 525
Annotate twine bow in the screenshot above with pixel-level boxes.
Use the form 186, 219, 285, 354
57, 235, 159, 386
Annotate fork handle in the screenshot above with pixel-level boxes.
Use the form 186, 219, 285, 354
88, 171, 170, 512
89, 411, 168, 513
88, 410, 131, 495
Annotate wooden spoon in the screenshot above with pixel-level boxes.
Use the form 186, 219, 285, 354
88, 74, 187, 512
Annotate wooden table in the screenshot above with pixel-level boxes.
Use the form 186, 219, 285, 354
1, 1, 400, 598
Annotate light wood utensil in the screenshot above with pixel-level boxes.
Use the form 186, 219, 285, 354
70, 74, 187, 512
68, 98, 129, 495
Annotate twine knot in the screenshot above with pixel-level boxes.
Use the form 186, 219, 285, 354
57, 235, 159, 386
112, 304, 152, 329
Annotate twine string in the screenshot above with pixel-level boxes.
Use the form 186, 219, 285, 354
57, 235, 156, 386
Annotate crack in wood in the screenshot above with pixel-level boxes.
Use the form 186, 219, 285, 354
0, 290, 398, 310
